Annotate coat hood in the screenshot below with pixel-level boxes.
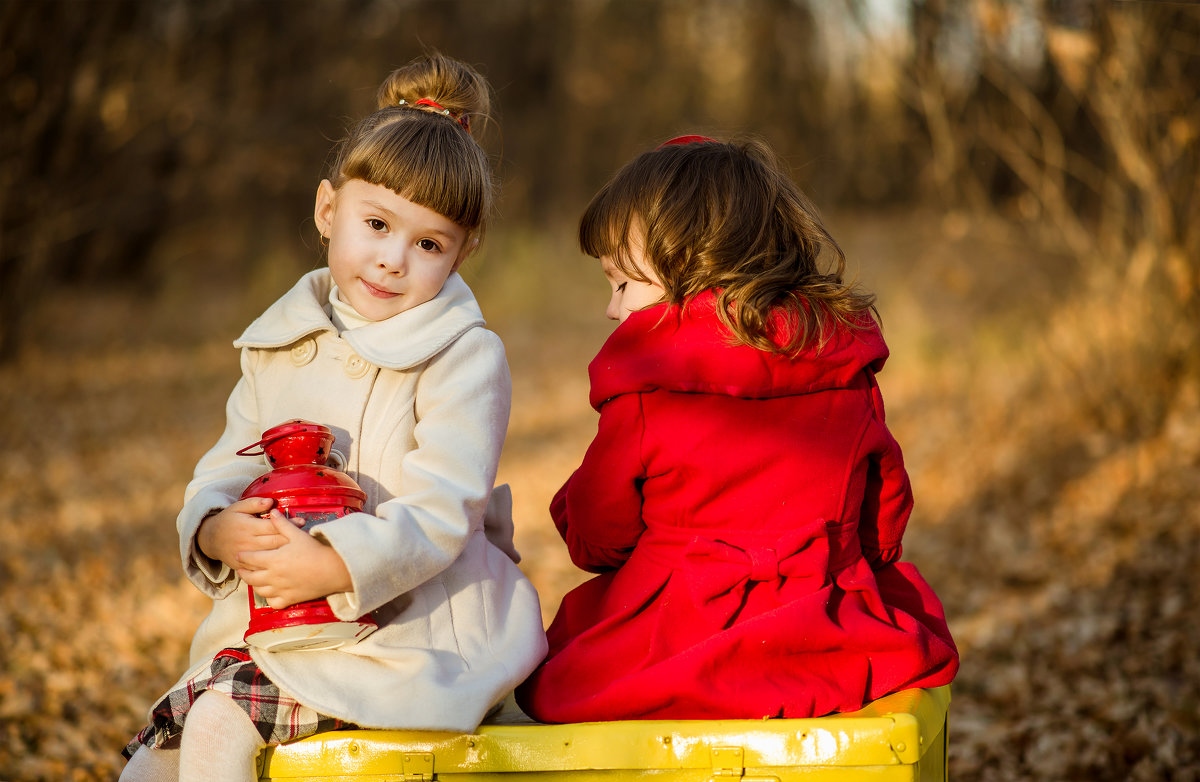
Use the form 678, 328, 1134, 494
589, 291, 888, 409
234, 269, 485, 371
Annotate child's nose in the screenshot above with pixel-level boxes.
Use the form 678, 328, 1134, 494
377, 248, 408, 274
605, 293, 621, 321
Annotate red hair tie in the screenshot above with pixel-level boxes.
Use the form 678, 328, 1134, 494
406, 98, 471, 133
657, 134, 716, 149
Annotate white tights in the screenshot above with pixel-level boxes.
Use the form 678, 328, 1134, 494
119, 744, 179, 782
120, 691, 266, 782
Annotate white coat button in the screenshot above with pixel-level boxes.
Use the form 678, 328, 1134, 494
344, 353, 371, 379
290, 338, 317, 367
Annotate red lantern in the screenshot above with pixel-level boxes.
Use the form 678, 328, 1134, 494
235, 420, 378, 651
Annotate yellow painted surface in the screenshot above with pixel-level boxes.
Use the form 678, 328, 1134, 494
260, 686, 949, 782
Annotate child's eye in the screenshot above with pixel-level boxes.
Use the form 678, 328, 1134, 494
616, 283, 627, 293
367, 218, 387, 231
417, 238, 442, 252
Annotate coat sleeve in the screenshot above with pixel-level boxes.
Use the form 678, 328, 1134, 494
314, 328, 511, 620
858, 372, 912, 568
550, 392, 648, 573
176, 348, 268, 597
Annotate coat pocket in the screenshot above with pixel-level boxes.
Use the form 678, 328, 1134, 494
417, 579, 466, 661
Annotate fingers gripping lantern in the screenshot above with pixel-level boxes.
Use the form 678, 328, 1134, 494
236, 420, 378, 651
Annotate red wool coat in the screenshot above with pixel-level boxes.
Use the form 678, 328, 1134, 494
516, 292, 959, 722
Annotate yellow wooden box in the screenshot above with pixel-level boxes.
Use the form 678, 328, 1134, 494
258, 686, 950, 782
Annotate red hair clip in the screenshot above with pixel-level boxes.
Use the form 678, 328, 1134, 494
403, 98, 471, 133
657, 134, 717, 149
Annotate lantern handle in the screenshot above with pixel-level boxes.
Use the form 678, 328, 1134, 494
237, 419, 327, 457
236, 434, 283, 458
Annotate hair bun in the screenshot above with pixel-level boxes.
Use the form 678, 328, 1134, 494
377, 52, 491, 131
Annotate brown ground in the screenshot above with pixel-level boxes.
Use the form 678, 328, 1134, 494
1, 211, 1197, 780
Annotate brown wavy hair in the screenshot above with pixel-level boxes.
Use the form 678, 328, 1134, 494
579, 137, 877, 353
327, 52, 495, 238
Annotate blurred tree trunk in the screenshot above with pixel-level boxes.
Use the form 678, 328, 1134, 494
891, 0, 1200, 433
1, 2, 162, 360
0, 0, 353, 361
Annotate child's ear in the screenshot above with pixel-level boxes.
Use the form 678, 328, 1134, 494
314, 180, 337, 238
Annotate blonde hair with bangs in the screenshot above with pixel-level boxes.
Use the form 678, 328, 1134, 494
328, 52, 495, 237
580, 138, 876, 354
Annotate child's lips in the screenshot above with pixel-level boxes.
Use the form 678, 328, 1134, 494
362, 280, 399, 298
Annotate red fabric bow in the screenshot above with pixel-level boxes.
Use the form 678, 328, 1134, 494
682, 527, 830, 621
657, 134, 716, 148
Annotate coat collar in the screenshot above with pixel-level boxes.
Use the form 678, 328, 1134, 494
588, 291, 888, 409
234, 269, 485, 370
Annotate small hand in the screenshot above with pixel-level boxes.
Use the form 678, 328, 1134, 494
196, 497, 288, 571
236, 513, 353, 609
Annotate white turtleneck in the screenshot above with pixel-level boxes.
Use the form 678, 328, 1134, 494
328, 284, 374, 333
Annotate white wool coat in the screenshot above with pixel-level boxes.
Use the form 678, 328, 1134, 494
170, 268, 546, 732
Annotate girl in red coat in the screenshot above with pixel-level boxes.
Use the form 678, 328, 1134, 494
516, 135, 959, 722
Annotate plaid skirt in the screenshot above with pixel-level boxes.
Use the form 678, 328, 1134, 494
123, 647, 352, 758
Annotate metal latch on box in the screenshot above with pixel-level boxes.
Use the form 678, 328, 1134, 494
401, 752, 435, 782
709, 747, 781, 782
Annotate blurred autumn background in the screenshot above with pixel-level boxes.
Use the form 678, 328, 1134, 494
1, 0, 1198, 779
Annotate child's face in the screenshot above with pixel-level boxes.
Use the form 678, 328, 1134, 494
314, 179, 471, 321
600, 227, 664, 323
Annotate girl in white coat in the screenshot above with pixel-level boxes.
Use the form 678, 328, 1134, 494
120, 53, 547, 782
